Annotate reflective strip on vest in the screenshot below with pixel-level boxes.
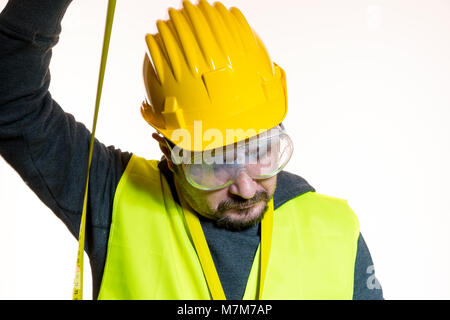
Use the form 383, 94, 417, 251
97, 155, 360, 299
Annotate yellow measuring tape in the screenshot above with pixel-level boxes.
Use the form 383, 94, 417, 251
72, 0, 117, 300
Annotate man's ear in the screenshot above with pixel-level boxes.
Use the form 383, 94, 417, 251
152, 132, 177, 173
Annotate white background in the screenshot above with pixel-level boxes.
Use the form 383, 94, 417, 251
1, 0, 449, 299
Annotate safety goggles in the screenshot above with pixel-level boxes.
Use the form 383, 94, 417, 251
164, 125, 293, 191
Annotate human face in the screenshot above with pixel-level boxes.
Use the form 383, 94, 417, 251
173, 165, 277, 231
153, 131, 278, 231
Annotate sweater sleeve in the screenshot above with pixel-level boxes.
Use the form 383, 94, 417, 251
0, 0, 132, 298
352, 233, 384, 299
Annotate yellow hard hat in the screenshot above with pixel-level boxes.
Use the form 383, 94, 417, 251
141, 0, 287, 151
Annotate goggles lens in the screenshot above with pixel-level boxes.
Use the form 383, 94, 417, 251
167, 126, 293, 190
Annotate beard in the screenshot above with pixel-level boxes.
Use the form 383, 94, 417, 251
213, 191, 271, 231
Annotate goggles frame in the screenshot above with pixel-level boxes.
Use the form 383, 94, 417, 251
162, 125, 293, 191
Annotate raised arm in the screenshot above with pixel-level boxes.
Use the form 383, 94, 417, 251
0, 0, 131, 298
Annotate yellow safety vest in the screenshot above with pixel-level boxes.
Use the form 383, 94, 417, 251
97, 155, 360, 299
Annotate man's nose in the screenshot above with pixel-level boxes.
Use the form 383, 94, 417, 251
228, 169, 258, 199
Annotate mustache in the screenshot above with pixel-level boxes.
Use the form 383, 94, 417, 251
216, 191, 271, 213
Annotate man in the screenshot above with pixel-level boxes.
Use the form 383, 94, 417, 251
0, 0, 383, 299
